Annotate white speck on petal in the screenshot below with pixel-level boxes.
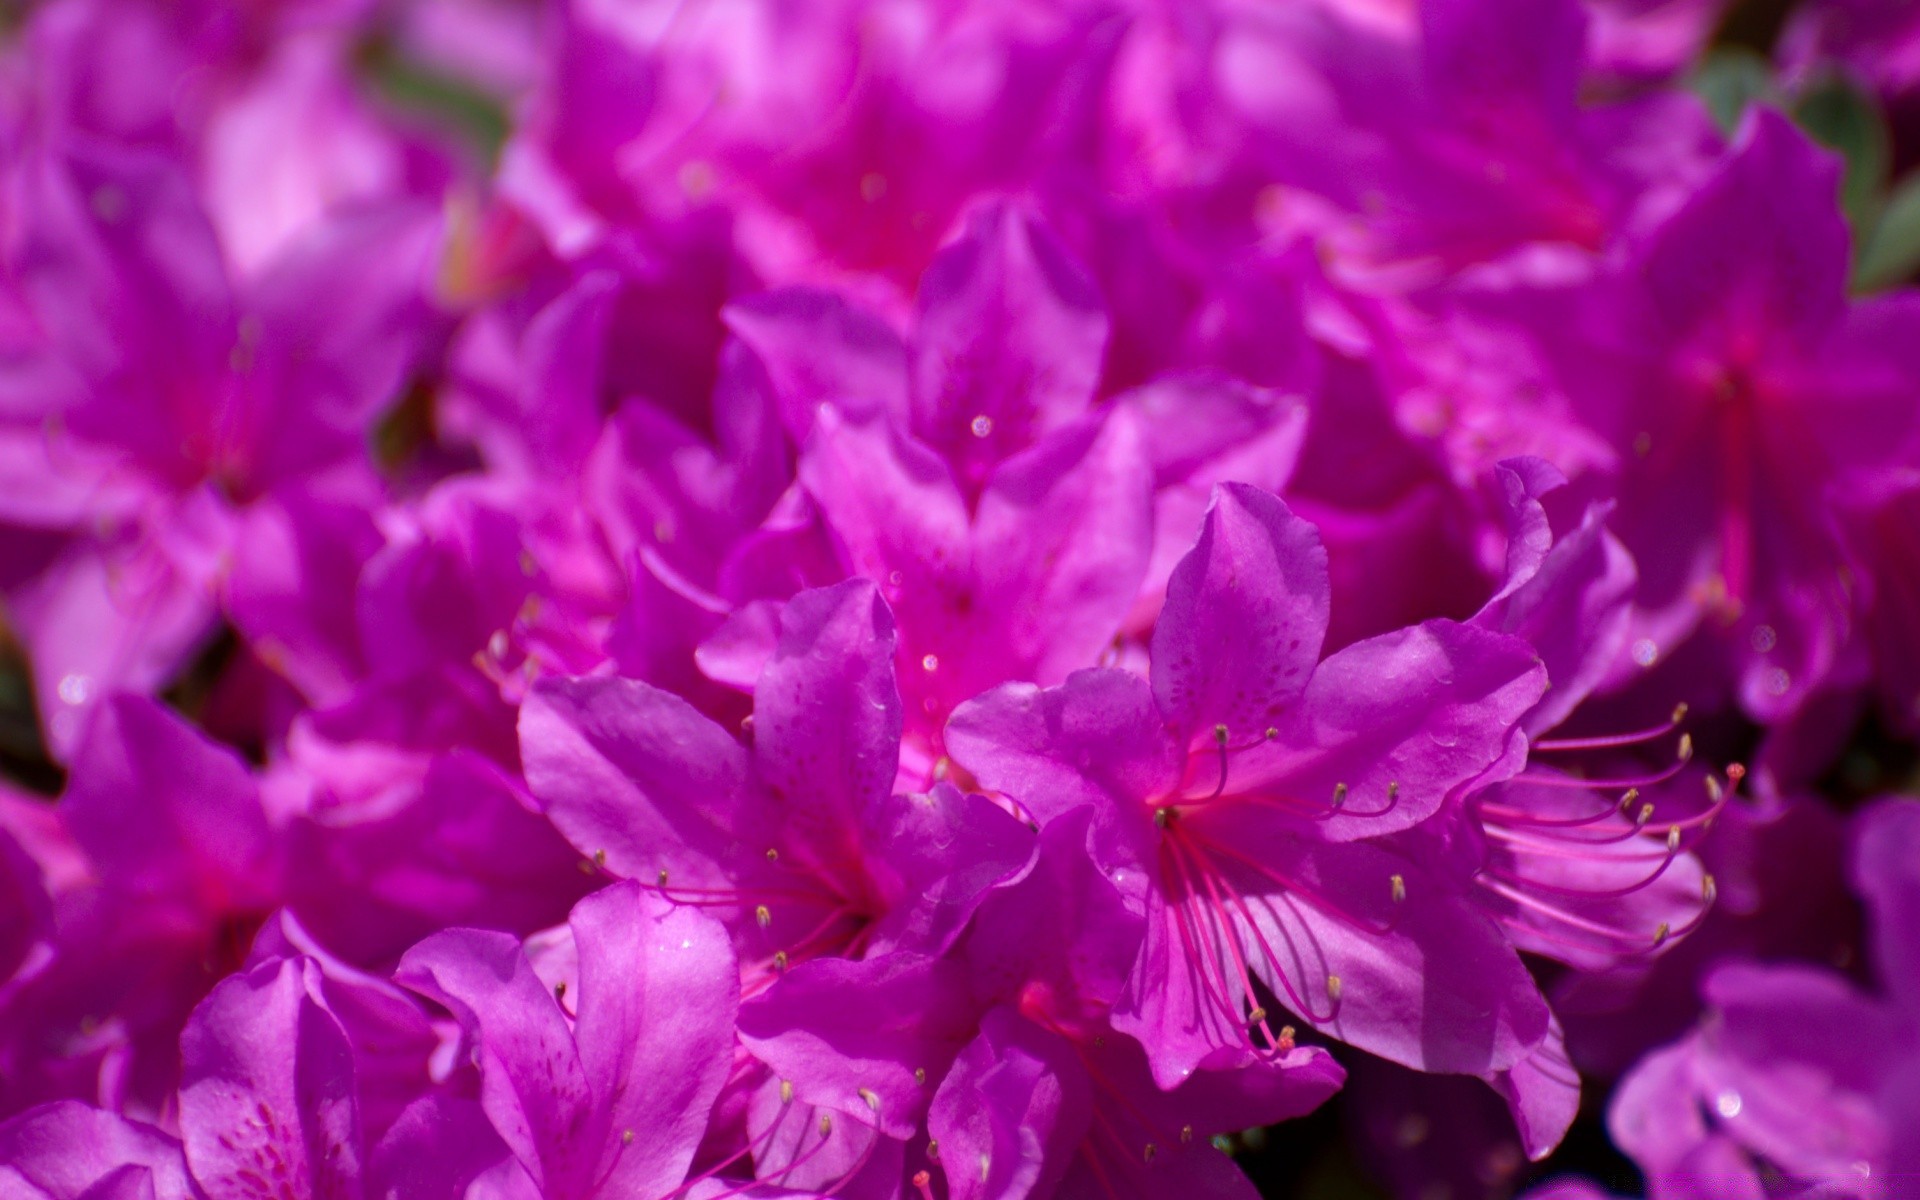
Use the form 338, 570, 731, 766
1715, 1091, 1743, 1119
57, 674, 92, 706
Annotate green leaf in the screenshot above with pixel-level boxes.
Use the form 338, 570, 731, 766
1857, 171, 1920, 292
1690, 49, 1777, 136
1793, 75, 1892, 236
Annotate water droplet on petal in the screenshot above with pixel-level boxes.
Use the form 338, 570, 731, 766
1715, 1090, 1743, 1119
1632, 638, 1659, 667
56, 674, 93, 706
922, 654, 939, 672
970, 415, 994, 438
1750, 624, 1777, 653
1765, 668, 1791, 697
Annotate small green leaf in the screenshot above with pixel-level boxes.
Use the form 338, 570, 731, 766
1857, 171, 1920, 292
1690, 49, 1777, 136
1793, 75, 1892, 235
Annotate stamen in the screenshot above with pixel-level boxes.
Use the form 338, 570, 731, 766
1532, 705, 1687, 753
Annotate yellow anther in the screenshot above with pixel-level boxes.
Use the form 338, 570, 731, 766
1636, 803, 1654, 826
927, 1139, 940, 1162
1666, 827, 1681, 852
657, 869, 669, 887
818, 1114, 833, 1137
773, 951, 789, 972
1677, 734, 1693, 762
859, 1087, 880, 1112
1248, 1006, 1268, 1025
1143, 1142, 1157, 1163
1213, 724, 1230, 745
622, 1129, 635, 1144
780, 1080, 794, 1104
1652, 922, 1672, 948
593, 849, 607, 867
1391, 874, 1406, 904
914, 1067, 927, 1085
1332, 783, 1348, 809
755, 905, 772, 929
1181, 1125, 1194, 1144
1265, 727, 1279, 740
554, 981, 567, 1001
1387, 781, 1400, 802
980, 1153, 991, 1182
1671, 703, 1689, 723
1327, 974, 1343, 1001
1702, 875, 1718, 904
766, 848, 779, 862
1154, 807, 1173, 829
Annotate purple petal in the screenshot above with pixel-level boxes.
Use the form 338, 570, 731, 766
393, 928, 593, 1194
178, 958, 363, 1200
0, 1104, 192, 1200
1639, 106, 1848, 346
861, 782, 1036, 959
944, 670, 1177, 856
723, 288, 909, 441
1151, 483, 1329, 744
520, 675, 751, 889
1852, 798, 1920, 1010
62, 694, 274, 914
1484, 1015, 1580, 1161
1229, 621, 1547, 840
368, 1095, 516, 1200
971, 410, 1154, 694
909, 205, 1107, 486
753, 581, 902, 838
566, 881, 738, 1195
928, 1009, 1091, 1200
737, 952, 980, 1141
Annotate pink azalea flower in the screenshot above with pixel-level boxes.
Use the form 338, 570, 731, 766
947, 483, 1552, 1086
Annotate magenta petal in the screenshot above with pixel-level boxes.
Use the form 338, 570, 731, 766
1152, 483, 1328, 744
1476, 460, 1636, 734
1232, 621, 1548, 840
393, 928, 593, 1195
62, 694, 274, 914
1607, 1040, 1710, 1174
723, 288, 910, 441
862, 782, 1036, 958
945, 670, 1178, 840
0, 1104, 192, 1200
566, 881, 738, 1195
178, 958, 363, 1200
928, 1009, 1091, 1200
520, 675, 750, 888
798, 406, 971, 619
1851, 798, 1920, 1010
736, 952, 979, 1141
909, 204, 1108, 484
1484, 1015, 1580, 1161
1640, 107, 1848, 344
972, 411, 1154, 692
1059, 1032, 1341, 1200
369, 1095, 516, 1200
753, 581, 903, 834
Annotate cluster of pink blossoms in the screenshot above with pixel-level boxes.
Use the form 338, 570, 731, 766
3, 0, 1920, 1197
